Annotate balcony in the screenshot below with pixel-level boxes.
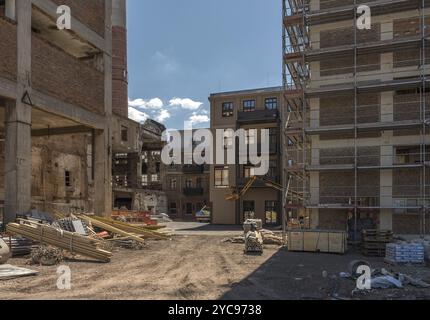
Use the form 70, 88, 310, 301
183, 188, 204, 196
183, 165, 204, 174
237, 109, 279, 124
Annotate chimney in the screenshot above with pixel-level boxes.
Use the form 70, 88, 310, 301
111, 0, 128, 117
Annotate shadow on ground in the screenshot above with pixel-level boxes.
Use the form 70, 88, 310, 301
219, 248, 430, 300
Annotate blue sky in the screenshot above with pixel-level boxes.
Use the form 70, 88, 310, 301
127, 0, 282, 129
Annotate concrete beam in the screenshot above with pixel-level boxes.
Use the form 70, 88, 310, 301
32, 0, 106, 51
31, 90, 105, 130
31, 125, 92, 137
0, 77, 17, 100
4, 0, 32, 224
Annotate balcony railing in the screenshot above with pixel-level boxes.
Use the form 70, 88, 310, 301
183, 188, 204, 196
237, 109, 279, 124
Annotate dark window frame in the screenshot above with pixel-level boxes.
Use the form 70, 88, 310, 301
121, 126, 128, 142
214, 166, 229, 187
222, 102, 234, 117
243, 100, 256, 112
265, 97, 278, 110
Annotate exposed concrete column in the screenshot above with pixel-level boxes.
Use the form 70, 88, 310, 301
381, 91, 394, 123
4, 0, 32, 224
380, 130, 394, 231
309, 98, 320, 129
94, 1, 113, 216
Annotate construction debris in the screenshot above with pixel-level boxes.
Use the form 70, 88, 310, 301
0, 237, 36, 257
7, 220, 112, 263
245, 230, 263, 254
0, 239, 11, 264
84, 215, 170, 240
29, 246, 64, 266
53, 217, 89, 236
0, 264, 38, 281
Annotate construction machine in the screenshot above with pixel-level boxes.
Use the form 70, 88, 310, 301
225, 175, 301, 246
225, 176, 283, 201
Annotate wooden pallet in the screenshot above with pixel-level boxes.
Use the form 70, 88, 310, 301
362, 248, 386, 257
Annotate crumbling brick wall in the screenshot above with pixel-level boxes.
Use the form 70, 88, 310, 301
0, 17, 17, 81
31, 33, 105, 114
31, 134, 93, 214
51, 0, 105, 37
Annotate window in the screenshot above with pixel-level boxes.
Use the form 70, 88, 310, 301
186, 203, 193, 215
151, 174, 159, 182
142, 175, 148, 186
223, 131, 234, 149
243, 100, 255, 112
185, 179, 193, 188
269, 128, 278, 153
265, 98, 278, 110
170, 179, 177, 190
65, 171, 71, 187
267, 160, 278, 179
244, 166, 255, 178
169, 202, 178, 216
215, 166, 229, 187
245, 129, 256, 145
121, 126, 128, 142
196, 178, 202, 188
243, 201, 255, 221
265, 201, 279, 225
222, 102, 234, 117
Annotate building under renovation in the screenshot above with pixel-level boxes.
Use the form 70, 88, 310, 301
209, 87, 283, 225
282, 0, 430, 236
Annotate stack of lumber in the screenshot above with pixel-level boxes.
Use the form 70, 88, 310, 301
361, 229, 393, 257
6, 220, 112, 262
78, 215, 147, 244
84, 215, 171, 240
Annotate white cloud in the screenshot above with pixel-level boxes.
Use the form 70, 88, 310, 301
169, 98, 203, 110
188, 112, 210, 126
128, 107, 149, 123
128, 98, 164, 110
156, 109, 171, 123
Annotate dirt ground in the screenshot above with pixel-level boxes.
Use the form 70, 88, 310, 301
1, 234, 430, 300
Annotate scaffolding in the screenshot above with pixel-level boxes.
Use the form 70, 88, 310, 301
282, 0, 429, 238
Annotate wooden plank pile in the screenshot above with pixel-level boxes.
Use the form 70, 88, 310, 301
84, 215, 170, 240
6, 220, 112, 262
361, 229, 393, 257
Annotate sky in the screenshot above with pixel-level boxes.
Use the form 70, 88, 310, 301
127, 0, 282, 129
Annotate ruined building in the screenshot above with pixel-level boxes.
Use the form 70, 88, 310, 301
283, 0, 430, 236
0, 0, 116, 223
